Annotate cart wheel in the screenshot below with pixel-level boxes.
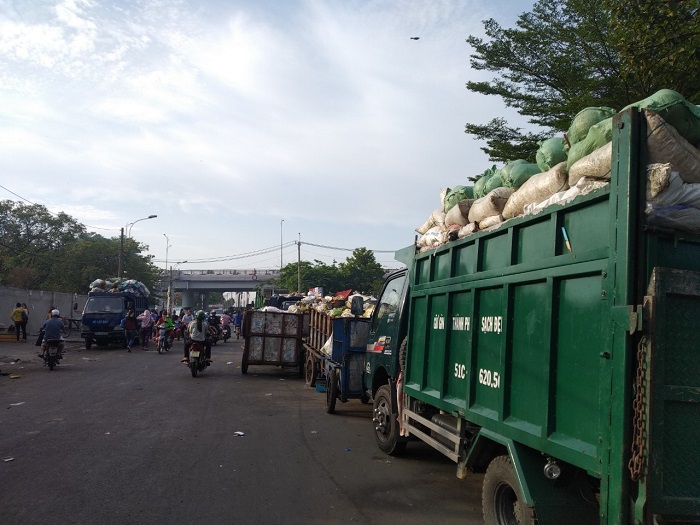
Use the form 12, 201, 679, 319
325, 368, 338, 414
305, 354, 318, 387
241, 354, 248, 374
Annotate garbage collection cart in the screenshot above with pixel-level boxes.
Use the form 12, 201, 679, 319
241, 310, 306, 375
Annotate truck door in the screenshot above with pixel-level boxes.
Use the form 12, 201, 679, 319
644, 267, 700, 521
365, 270, 408, 387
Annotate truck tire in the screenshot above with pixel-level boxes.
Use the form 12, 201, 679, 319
372, 384, 406, 455
482, 455, 536, 525
85, 338, 93, 350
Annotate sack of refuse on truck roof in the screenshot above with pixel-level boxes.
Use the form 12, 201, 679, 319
566, 106, 617, 148
568, 142, 612, 186
646, 163, 700, 231
645, 109, 700, 183
468, 187, 514, 224
524, 177, 609, 216
503, 162, 569, 219
536, 137, 568, 172
445, 199, 474, 227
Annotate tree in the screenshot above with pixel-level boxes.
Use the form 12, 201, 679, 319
0, 200, 162, 293
0, 200, 85, 289
465, 0, 700, 162
338, 248, 385, 296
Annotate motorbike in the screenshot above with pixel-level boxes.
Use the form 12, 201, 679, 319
42, 338, 63, 371
157, 327, 171, 354
222, 324, 231, 342
187, 340, 210, 377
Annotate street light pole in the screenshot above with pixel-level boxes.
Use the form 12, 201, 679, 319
169, 260, 187, 312
120, 214, 157, 277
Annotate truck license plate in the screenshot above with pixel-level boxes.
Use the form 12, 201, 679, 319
95, 332, 108, 336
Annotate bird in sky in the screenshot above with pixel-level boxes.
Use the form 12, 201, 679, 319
410, 36, 420, 40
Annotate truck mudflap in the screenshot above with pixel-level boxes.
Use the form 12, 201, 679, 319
464, 430, 598, 525
643, 267, 700, 521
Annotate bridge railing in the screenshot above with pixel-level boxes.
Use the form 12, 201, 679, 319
177, 269, 281, 277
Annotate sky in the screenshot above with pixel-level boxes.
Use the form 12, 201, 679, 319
0, 0, 533, 274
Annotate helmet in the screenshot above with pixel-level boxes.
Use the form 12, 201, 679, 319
196, 310, 205, 320
51, 309, 60, 317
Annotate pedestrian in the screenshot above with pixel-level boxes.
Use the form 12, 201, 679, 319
20, 303, 29, 340
120, 310, 138, 351
137, 309, 154, 350
9, 303, 27, 343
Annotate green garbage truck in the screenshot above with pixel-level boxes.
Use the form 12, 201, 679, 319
363, 107, 700, 524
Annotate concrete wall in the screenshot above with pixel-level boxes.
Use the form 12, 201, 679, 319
0, 286, 88, 335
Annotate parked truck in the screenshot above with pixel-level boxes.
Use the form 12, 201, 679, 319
362, 107, 700, 524
80, 291, 148, 349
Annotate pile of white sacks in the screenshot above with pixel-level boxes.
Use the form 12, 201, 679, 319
417, 89, 700, 252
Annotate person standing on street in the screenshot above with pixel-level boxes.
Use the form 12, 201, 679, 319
137, 309, 154, 350
10, 303, 27, 343
20, 303, 29, 340
121, 310, 138, 352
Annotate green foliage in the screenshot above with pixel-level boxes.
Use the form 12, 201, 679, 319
338, 247, 385, 296
465, 0, 700, 161
277, 248, 386, 297
0, 200, 161, 293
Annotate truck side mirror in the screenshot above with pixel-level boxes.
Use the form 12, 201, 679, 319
350, 296, 364, 316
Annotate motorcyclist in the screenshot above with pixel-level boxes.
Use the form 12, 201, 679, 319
39, 309, 65, 359
233, 310, 243, 333
208, 310, 221, 341
220, 311, 232, 338
182, 310, 211, 364
155, 310, 175, 349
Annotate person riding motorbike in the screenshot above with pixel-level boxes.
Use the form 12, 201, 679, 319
39, 309, 65, 359
182, 310, 211, 364
233, 311, 243, 334
220, 312, 232, 339
155, 310, 175, 348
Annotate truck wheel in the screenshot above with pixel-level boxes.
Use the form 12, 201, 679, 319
372, 384, 406, 455
241, 354, 248, 374
305, 354, 318, 387
325, 368, 338, 414
482, 456, 536, 525
85, 338, 93, 350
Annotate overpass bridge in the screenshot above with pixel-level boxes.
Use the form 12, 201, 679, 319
169, 268, 281, 308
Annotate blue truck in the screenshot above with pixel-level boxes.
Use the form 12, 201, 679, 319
80, 291, 148, 349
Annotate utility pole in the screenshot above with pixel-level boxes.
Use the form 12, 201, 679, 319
118, 227, 124, 277
280, 218, 284, 270
297, 234, 301, 293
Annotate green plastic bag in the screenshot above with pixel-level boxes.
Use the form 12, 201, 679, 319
483, 172, 505, 193
536, 137, 568, 172
624, 88, 700, 145
500, 160, 540, 188
444, 186, 472, 213
567, 117, 613, 172
473, 165, 498, 199
566, 107, 617, 147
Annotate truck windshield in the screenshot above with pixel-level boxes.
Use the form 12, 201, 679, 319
84, 297, 124, 314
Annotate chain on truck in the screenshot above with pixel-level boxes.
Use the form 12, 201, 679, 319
360, 107, 700, 524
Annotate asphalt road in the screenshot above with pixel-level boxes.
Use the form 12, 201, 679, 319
0, 336, 484, 525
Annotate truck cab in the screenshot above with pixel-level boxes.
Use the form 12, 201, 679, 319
80, 292, 148, 349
